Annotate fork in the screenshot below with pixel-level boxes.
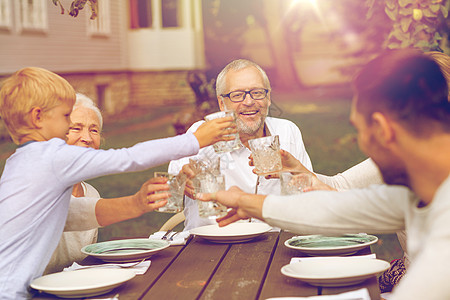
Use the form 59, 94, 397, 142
161, 229, 173, 240
75, 259, 145, 270
168, 231, 179, 241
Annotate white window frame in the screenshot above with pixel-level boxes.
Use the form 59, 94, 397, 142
18, 0, 48, 32
88, 0, 110, 36
0, 0, 12, 29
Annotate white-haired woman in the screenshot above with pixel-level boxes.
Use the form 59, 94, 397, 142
44, 94, 170, 274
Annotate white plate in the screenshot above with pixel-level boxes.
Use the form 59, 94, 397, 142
281, 257, 390, 287
30, 268, 135, 298
81, 238, 170, 262
285, 234, 378, 256
190, 222, 272, 243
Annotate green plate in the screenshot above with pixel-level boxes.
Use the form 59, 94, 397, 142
284, 234, 378, 256
81, 238, 170, 262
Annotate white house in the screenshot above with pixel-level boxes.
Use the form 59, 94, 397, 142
0, 0, 205, 115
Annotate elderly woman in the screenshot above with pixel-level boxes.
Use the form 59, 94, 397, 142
44, 94, 170, 274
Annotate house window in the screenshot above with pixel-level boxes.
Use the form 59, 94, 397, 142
129, 0, 153, 29
88, 0, 110, 35
19, 0, 47, 31
161, 0, 181, 28
0, 0, 12, 28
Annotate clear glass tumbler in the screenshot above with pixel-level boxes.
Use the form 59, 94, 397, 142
193, 173, 228, 219
204, 110, 240, 153
248, 135, 282, 175
280, 171, 313, 195
154, 172, 186, 213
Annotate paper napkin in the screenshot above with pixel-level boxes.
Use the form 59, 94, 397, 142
85, 293, 119, 300
266, 287, 371, 300
148, 230, 191, 245
63, 260, 151, 275
290, 253, 376, 264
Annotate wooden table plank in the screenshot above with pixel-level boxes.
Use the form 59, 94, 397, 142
258, 231, 318, 299
141, 237, 229, 300
105, 245, 186, 299
199, 232, 279, 300
31, 245, 185, 299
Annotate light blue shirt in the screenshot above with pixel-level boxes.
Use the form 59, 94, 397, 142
0, 134, 199, 299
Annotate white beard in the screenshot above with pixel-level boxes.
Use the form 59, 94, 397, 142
236, 115, 266, 135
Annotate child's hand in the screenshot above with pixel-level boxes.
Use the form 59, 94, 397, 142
133, 177, 170, 213
193, 117, 237, 148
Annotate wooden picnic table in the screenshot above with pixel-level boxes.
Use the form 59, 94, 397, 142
32, 231, 381, 299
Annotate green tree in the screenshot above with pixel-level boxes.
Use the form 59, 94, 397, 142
52, 0, 98, 19
367, 0, 449, 51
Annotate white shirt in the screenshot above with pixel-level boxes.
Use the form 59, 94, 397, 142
44, 182, 101, 275
316, 158, 384, 190
169, 117, 313, 230
263, 175, 450, 300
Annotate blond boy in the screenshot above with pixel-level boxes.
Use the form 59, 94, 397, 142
0, 67, 235, 299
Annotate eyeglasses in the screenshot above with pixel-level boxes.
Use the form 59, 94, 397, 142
221, 88, 269, 103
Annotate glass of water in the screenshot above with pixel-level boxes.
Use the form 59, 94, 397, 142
154, 172, 186, 213
193, 173, 228, 219
204, 110, 240, 153
280, 171, 313, 195
248, 135, 282, 175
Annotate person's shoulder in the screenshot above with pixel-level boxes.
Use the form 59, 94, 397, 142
266, 117, 300, 132
266, 117, 296, 126
48, 137, 67, 145
435, 174, 450, 199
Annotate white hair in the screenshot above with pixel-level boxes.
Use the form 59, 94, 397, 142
74, 93, 103, 130
215, 59, 271, 97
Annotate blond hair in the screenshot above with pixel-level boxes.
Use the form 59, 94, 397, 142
0, 67, 76, 144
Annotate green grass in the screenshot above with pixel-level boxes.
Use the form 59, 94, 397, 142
0, 92, 402, 262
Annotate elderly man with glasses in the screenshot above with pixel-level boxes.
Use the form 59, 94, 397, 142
169, 59, 313, 230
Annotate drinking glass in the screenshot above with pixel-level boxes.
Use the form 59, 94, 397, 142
248, 135, 282, 175
189, 156, 221, 176
154, 172, 186, 213
280, 171, 313, 195
193, 173, 228, 219
204, 110, 240, 153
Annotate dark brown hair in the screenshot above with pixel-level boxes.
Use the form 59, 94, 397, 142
353, 49, 449, 134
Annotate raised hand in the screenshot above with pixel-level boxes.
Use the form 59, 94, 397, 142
193, 117, 237, 148
133, 176, 170, 213
196, 186, 265, 227
303, 175, 337, 192
249, 149, 314, 179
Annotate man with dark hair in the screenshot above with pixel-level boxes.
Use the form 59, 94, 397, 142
198, 49, 450, 299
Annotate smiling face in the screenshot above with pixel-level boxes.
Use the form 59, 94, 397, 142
66, 106, 101, 149
218, 66, 271, 138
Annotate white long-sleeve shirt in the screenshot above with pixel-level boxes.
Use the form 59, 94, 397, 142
316, 158, 383, 190
0, 133, 199, 299
263, 175, 450, 300
169, 117, 313, 230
